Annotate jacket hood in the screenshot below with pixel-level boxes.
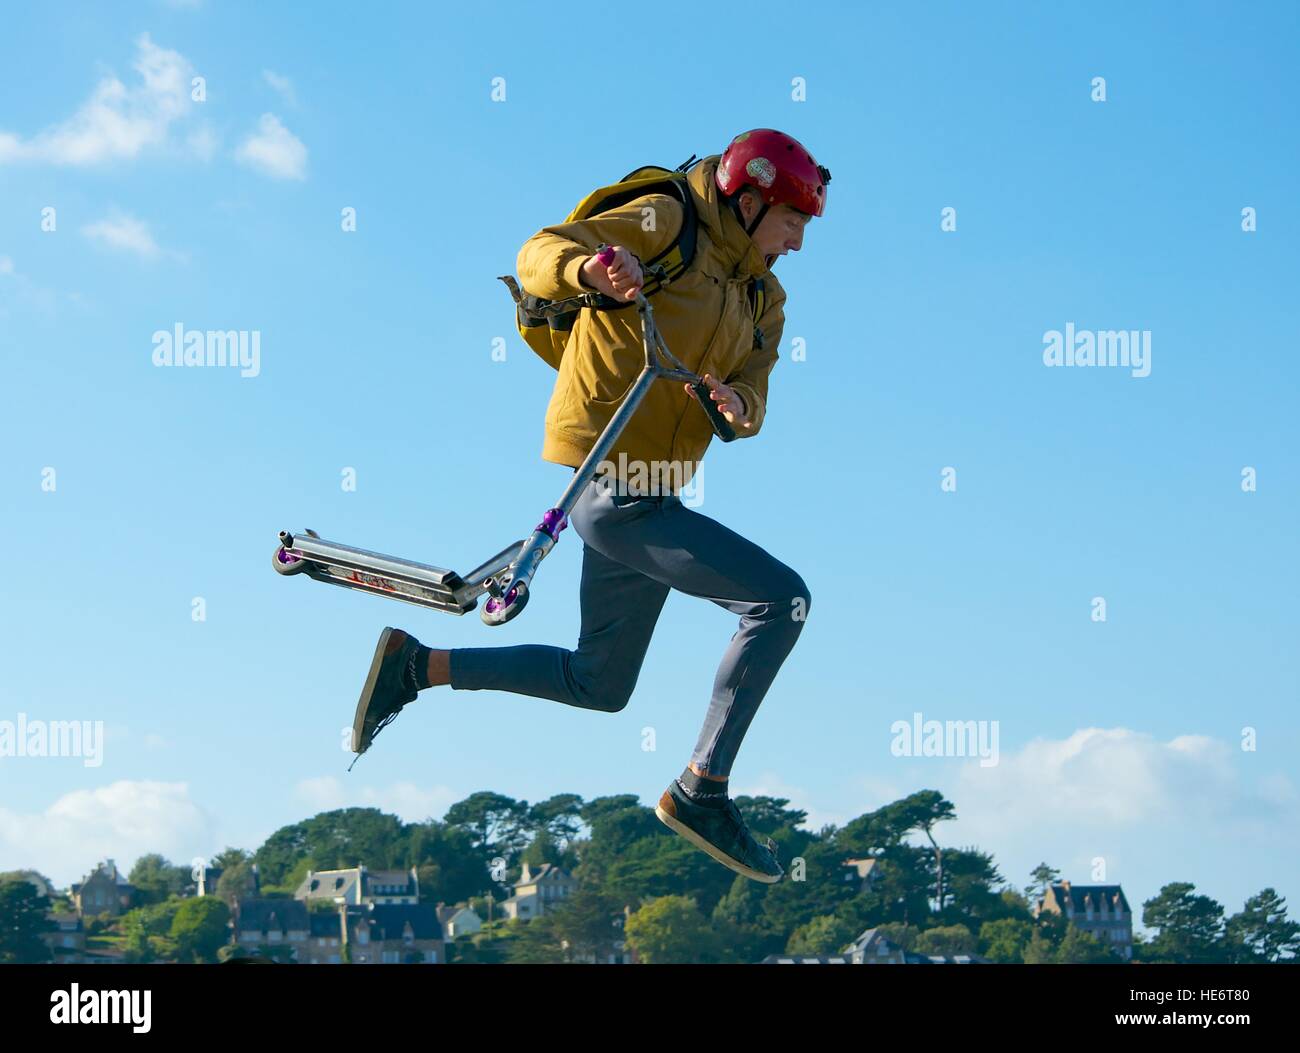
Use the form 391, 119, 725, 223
686, 155, 770, 279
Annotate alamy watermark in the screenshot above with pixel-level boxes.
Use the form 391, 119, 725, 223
50, 984, 150, 1032
1043, 322, 1151, 378
891, 711, 999, 767
593, 453, 705, 507
0, 713, 103, 767
152, 323, 261, 377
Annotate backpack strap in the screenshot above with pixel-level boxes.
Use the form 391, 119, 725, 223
747, 277, 766, 350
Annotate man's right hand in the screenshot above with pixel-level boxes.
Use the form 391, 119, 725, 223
580, 245, 643, 300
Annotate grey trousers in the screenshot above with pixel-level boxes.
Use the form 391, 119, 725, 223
448, 473, 811, 778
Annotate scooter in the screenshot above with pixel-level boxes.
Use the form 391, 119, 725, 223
272, 246, 738, 626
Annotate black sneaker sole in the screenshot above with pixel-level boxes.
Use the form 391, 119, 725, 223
655, 790, 783, 884
351, 627, 401, 754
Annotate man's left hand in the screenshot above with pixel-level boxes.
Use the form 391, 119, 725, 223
685, 373, 752, 430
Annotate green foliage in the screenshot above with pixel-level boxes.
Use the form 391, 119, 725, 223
127, 854, 189, 906
1023, 862, 1061, 909
169, 897, 231, 963
0, 878, 55, 963
624, 895, 719, 963
875, 922, 920, 951
913, 923, 975, 957
543, 887, 625, 962
1142, 882, 1227, 964
1222, 888, 1300, 963
1022, 926, 1056, 964
1056, 923, 1120, 963
215, 860, 258, 905
254, 808, 408, 885
50, 793, 1293, 967
786, 914, 855, 955
978, 918, 1034, 963
505, 913, 565, 963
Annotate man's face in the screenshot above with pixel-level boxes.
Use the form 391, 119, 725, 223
743, 195, 812, 264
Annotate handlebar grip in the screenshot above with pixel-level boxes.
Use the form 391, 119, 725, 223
597, 245, 615, 266
690, 380, 737, 442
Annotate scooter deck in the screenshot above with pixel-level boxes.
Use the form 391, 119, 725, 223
276, 531, 524, 615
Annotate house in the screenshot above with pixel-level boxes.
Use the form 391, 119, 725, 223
344, 902, 444, 964
71, 859, 135, 917
499, 862, 577, 921
42, 913, 86, 961
294, 865, 419, 907
1033, 880, 1133, 960
843, 927, 909, 963
233, 897, 348, 964
761, 928, 986, 965
435, 902, 483, 942
842, 857, 882, 892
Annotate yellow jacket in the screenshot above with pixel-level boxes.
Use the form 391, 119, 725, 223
516, 155, 787, 492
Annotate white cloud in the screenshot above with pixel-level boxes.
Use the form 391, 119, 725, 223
294, 776, 458, 823
952, 728, 1258, 835
234, 113, 307, 180
262, 70, 297, 107
0, 35, 195, 166
0, 255, 14, 276
82, 212, 170, 260
0, 781, 218, 889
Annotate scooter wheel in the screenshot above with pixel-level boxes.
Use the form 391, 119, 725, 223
273, 545, 308, 575
481, 580, 529, 625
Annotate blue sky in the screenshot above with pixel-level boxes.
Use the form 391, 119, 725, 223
1, 1, 1296, 934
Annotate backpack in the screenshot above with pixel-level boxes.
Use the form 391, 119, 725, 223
499, 154, 766, 371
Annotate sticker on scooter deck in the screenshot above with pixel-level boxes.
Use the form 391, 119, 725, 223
314, 564, 472, 613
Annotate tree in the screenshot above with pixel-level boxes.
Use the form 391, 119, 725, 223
527, 794, 585, 855
120, 897, 185, 962
624, 895, 718, 964
786, 914, 855, 956
932, 848, 1013, 927
1223, 888, 1300, 963
913, 924, 975, 957
170, 897, 231, 963
1056, 923, 1120, 963
216, 859, 258, 905
254, 808, 407, 886
1023, 863, 1061, 911
128, 854, 188, 905
506, 914, 566, 963
520, 828, 563, 869
1142, 882, 1226, 964
0, 879, 54, 963
443, 793, 530, 859
1022, 926, 1055, 964
408, 820, 492, 905
979, 918, 1034, 963
875, 922, 921, 952
547, 887, 625, 962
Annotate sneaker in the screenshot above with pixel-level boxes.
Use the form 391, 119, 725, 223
655, 778, 784, 883
349, 627, 422, 763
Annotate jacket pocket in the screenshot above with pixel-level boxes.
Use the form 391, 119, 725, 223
571, 313, 641, 405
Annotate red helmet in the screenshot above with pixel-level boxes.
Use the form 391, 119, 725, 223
715, 129, 831, 218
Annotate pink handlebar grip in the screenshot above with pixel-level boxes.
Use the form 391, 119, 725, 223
597, 245, 615, 266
